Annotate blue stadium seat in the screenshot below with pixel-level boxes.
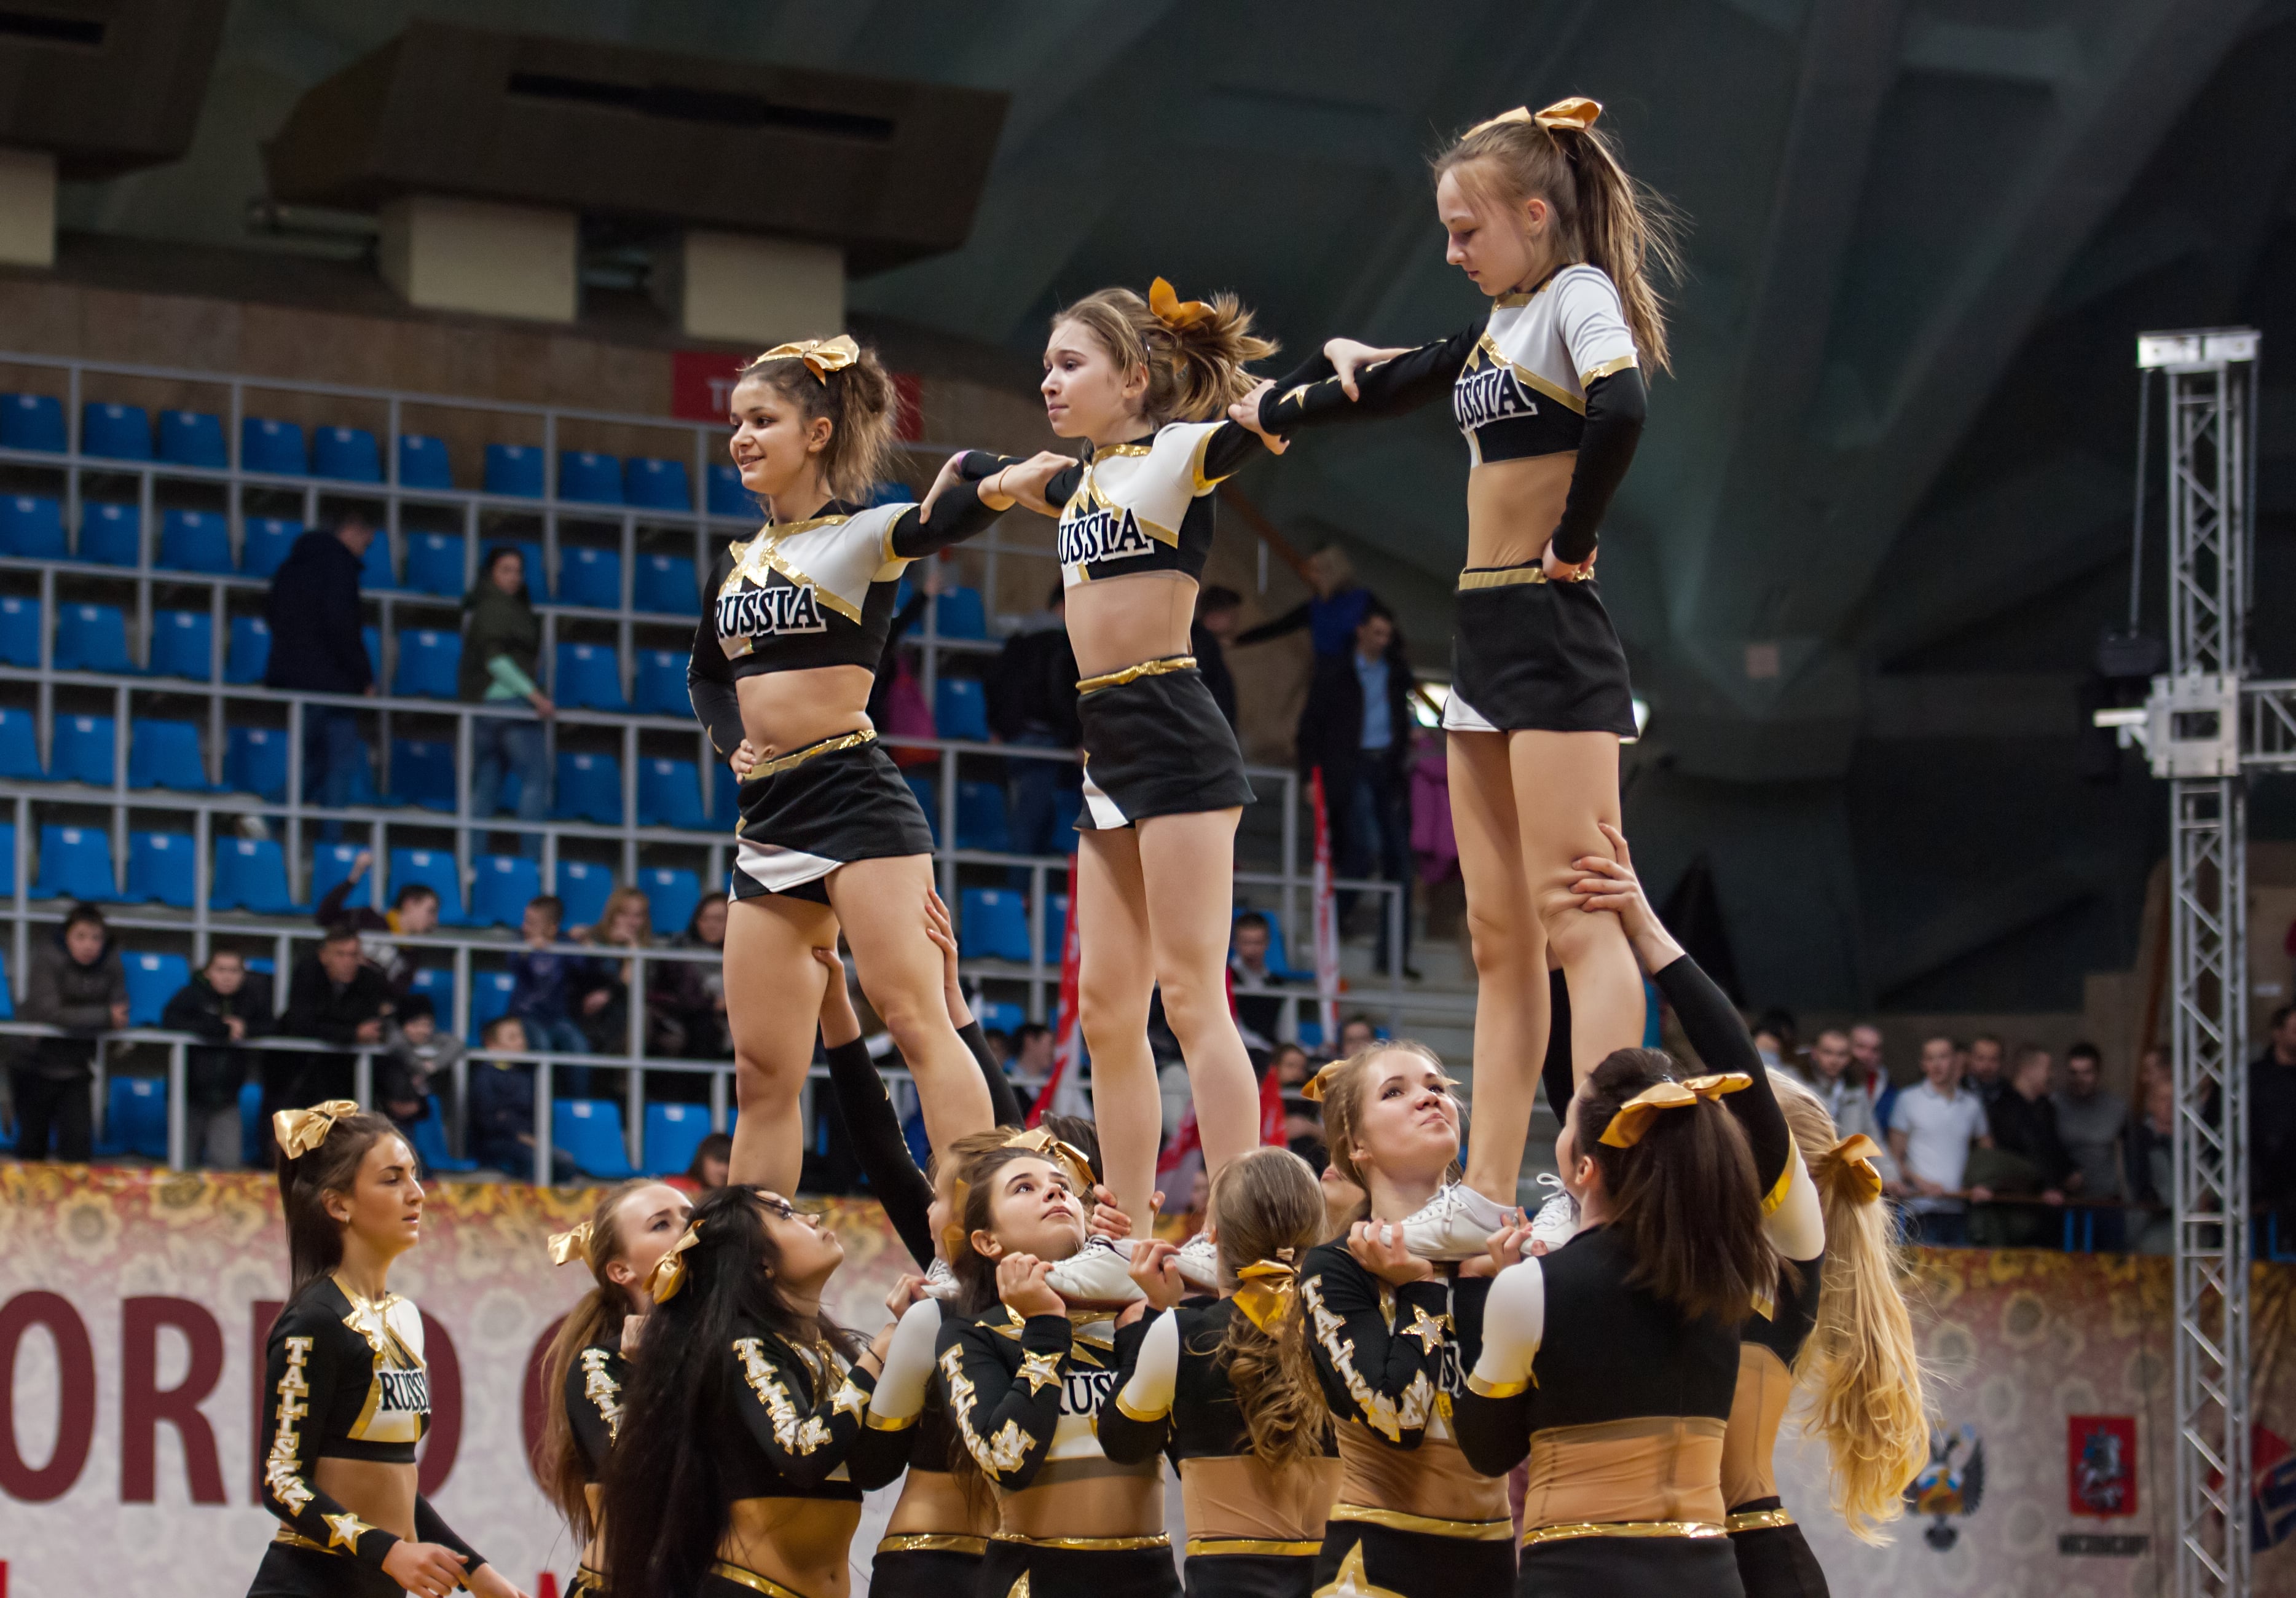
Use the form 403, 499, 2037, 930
226, 615, 271, 683
714, 760, 739, 828
313, 425, 381, 482
158, 410, 227, 469
706, 462, 751, 517
0, 597, 34, 666
635, 867, 700, 936
935, 587, 988, 639
409, 966, 455, 1015
408, 1095, 479, 1175
976, 999, 1026, 1036
639, 758, 706, 829
471, 969, 516, 1032
1044, 894, 1069, 963
239, 1080, 262, 1164
50, 714, 115, 785
56, 603, 130, 672
1052, 787, 1082, 842
363, 625, 381, 682
0, 823, 12, 899
0, 494, 65, 557
556, 860, 615, 930
130, 720, 210, 791
240, 516, 301, 577
554, 643, 625, 710
625, 457, 691, 511
388, 848, 466, 926
79, 502, 140, 567
0, 943, 9, 1004
484, 443, 545, 498
555, 1100, 637, 1178
1, 392, 65, 452
959, 888, 1031, 962
34, 825, 115, 901
956, 781, 1010, 852
555, 752, 623, 824
904, 774, 939, 843
397, 435, 453, 490
124, 958, 187, 1034
934, 677, 990, 742
634, 553, 698, 615
0, 709, 39, 777
159, 509, 232, 574
124, 832, 195, 907
643, 1101, 713, 1177
226, 726, 286, 800
392, 629, 461, 698
557, 545, 621, 609
388, 738, 457, 811
404, 532, 465, 597
101, 1075, 170, 1158
360, 529, 398, 591
211, 836, 296, 913
310, 842, 368, 909
241, 417, 305, 475
632, 649, 689, 715
148, 610, 214, 680
81, 401, 151, 461
469, 854, 542, 931
559, 451, 621, 505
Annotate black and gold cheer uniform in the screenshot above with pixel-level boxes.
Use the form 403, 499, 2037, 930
1296, 1246, 1511, 1598
865, 1297, 994, 1598
1099, 1299, 1343, 1598
250, 1278, 487, 1597
686, 484, 1004, 903
562, 1339, 624, 1598
960, 426, 1260, 829
938, 1304, 1177, 1598
1723, 1244, 1826, 1598
1257, 266, 1646, 738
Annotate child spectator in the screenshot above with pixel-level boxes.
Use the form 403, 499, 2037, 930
313, 849, 441, 996
650, 895, 731, 1060
16, 904, 128, 1162
468, 1015, 572, 1181
506, 895, 591, 1057
380, 993, 465, 1133
160, 948, 273, 1168
674, 1130, 732, 1193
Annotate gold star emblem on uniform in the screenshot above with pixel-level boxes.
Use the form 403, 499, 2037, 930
1401, 1305, 1445, 1355
1018, 1349, 1062, 1396
831, 1380, 867, 1420
324, 1511, 373, 1551
1006, 1576, 1031, 1598
1313, 1541, 1406, 1598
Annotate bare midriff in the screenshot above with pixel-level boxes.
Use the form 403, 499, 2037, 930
1465, 453, 1577, 573
722, 1497, 862, 1598
994, 1463, 1166, 1540
310, 1457, 417, 1541
736, 667, 875, 763
883, 1468, 992, 1538
1064, 570, 1198, 680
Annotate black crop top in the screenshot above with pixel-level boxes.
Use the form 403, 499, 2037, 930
712, 1318, 905, 1503
685, 484, 1003, 757
936, 1305, 1144, 1492
258, 1277, 484, 1573
1295, 1244, 1488, 1451
1096, 1298, 1339, 1467
564, 1340, 624, 1483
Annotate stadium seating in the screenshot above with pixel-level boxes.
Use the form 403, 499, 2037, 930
558, 545, 621, 608
124, 954, 187, 1023
959, 887, 1031, 962
409, 1096, 479, 1175
554, 1100, 636, 1179
242, 417, 306, 475
211, 836, 296, 913
469, 853, 541, 930
55, 603, 130, 672
559, 451, 621, 505
0, 709, 40, 777
79, 502, 139, 567
225, 615, 270, 683
129, 720, 209, 791
147, 610, 214, 680
125, 831, 196, 907
636, 867, 700, 935
363, 625, 382, 681
639, 758, 706, 829
0, 824, 12, 897
935, 677, 990, 741
554, 642, 625, 710
635, 553, 698, 615
82, 401, 151, 461
556, 752, 623, 824
632, 649, 690, 715
956, 780, 1010, 852
485, 443, 545, 498
644, 1101, 712, 1176
158, 410, 227, 469
398, 435, 453, 490
393, 629, 461, 698
1, 494, 65, 557
159, 509, 233, 574
51, 714, 116, 785
409, 966, 454, 1015
313, 425, 382, 482
905, 774, 939, 841
34, 825, 114, 900
557, 859, 615, 929
2, 392, 65, 452
626, 457, 691, 511
935, 586, 988, 639
310, 842, 368, 909
706, 462, 751, 517
389, 848, 466, 925
471, 969, 516, 1031
360, 530, 398, 591
241, 517, 301, 578
225, 726, 286, 800
388, 738, 457, 811
976, 999, 1026, 1036
1044, 894, 1068, 962
404, 532, 466, 597
99, 1076, 168, 1159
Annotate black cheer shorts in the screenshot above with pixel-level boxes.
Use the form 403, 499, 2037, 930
247, 1540, 404, 1598
1182, 1546, 1319, 1598
868, 1538, 983, 1598
729, 730, 935, 906
1516, 1531, 1743, 1598
1728, 1519, 1826, 1598
1076, 658, 1254, 830
1444, 567, 1635, 738
1311, 1520, 1515, 1598
979, 1535, 1181, 1598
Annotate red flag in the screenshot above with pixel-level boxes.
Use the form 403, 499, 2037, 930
1310, 767, 1341, 1041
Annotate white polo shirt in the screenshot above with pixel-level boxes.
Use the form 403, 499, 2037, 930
1890, 1079, 1989, 1212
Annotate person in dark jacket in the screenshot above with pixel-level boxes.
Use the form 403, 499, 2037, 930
271, 923, 394, 1141
1191, 583, 1244, 728
1974, 1044, 2077, 1247
469, 1015, 573, 1181
460, 545, 555, 859
1294, 602, 1420, 977
1231, 543, 1373, 658
14, 903, 127, 1162
160, 948, 274, 1168
313, 848, 441, 996
264, 514, 376, 834
985, 581, 1083, 867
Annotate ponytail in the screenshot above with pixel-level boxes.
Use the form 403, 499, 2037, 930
537, 1179, 651, 1544
273, 1102, 401, 1305
734, 335, 900, 504
1204, 1148, 1331, 1468
1055, 281, 1278, 425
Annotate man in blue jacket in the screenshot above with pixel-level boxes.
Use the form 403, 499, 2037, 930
264, 513, 377, 832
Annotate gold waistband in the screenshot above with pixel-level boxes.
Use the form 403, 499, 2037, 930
1077, 655, 1196, 695
1725, 1509, 1796, 1533
1520, 1519, 1728, 1549
991, 1532, 1173, 1551
709, 1564, 811, 1598
1457, 564, 1591, 591
753, 728, 876, 779
1185, 1538, 1323, 1558
878, 1533, 988, 1556
1326, 1503, 1516, 1541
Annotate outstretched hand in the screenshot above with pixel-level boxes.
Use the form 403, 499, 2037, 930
1224, 380, 1288, 453
1127, 1239, 1187, 1311
810, 945, 862, 1049
1568, 822, 1680, 973
981, 451, 1076, 518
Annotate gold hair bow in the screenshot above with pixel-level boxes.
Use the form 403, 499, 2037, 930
1147, 277, 1215, 332
647, 1221, 702, 1304
273, 1100, 360, 1160
753, 334, 860, 385
1002, 1127, 1098, 1197
1469, 97, 1603, 137
1300, 1062, 1343, 1103
1233, 1257, 1299, 1333
1599, 1072, 1750, 1149
547, 1221, 593, 1267
1822, 1134, 1885, 1206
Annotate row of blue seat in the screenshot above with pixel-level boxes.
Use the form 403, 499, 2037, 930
2, 394, 749, 513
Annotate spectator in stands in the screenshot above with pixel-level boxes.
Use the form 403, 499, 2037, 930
683, 1131, 733, 1192
15, 903, 127, 1163
1296, 602, 1421, 977
1967, 1033, 2008, 1111
506, 895, 590, 1061
1272, 1041, 1323, 1162
379, 993, 464, 1136
468, 1015, 572, 1181
161, 948, 273, 1169
314, 849, 439, 996
1851, 1020, 1897, 1128
1753, 1007, 1799, 1071
650, 895, 730, 1061
1232, 544, 1374, 660
868, 557, 945, 756
2129, 1068, 2176, 1253
1793, 1026, 1893, 1179
1975, 1044, 2074, 1245
2252, 1006, 2296, 1232
1337, 1014, 1377, 1058
2055, 1041, 2126, 1250
1009, 1022, 1055, 1100
574, 886, 653, 1055
264, 511, 376, 836
1887, 1033, 1994, 1245
277, 923, 394, 1115
460, 546, 554, 859
1229, 911, 1286, 1054
986, 580, 1083, 864
1193, 584, 1244, 728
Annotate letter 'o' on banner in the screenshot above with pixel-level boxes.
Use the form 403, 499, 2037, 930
0, 1291, 98, 1502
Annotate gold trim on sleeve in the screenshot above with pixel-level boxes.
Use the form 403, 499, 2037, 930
878, 1533, 990, 1556
1520, 1519, 1728, 1548
1187, 1538, 1324, 1557
864, 1407, 919, 1431
1465, 1371, 1530, 1399
1725, 1508, 1796, 1533
1325, 1503, 1516, 1541
1075, 655, 1197, 696
1760, 1133, 1799, 1215
1581, 353, 1638, 384
1112, 1390, 1171, 1424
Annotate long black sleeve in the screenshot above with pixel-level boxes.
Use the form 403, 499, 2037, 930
259, 1315, 401, 1570
822, 1036, 937, 1270
1546, 368, 1646, 565
686, 556, 745, 760
1256, 333, 1479, 435
940, 1313, 1072, 1489
964, 1020, 1025, 1127
1297, 1244, 1449, 1449
1232, 600, 1310, 649
412, 1498, 484, 1568
563, 1345, 622, 1477
1540, 968, 1573, 1122
886, 478, 1004, 561
725, 1328, 887, 1491
1653, 954, 1790, 1205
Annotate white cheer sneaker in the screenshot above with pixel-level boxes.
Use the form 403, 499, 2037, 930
1044, 1236, 1145, 1307
919, 1258, 961, 1301
1174, 1234, 1223, 1293
1393, 1181, 1514, 1261
1524, 1173, 1581, 1255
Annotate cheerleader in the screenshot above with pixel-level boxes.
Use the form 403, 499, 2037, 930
250, 1101, 525, 1598
600, 1186, 908, 1598
538, 1181, 698, 1598
1294, 1045, 1524, 1598
1235, 98, 1681, 1257
1099, 1146, 1342, 1598
687, 333, 1072, 1196
937, 1142, 1173, 1597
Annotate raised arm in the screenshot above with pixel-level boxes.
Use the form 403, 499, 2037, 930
1254, 330, 1480, 435
1297, 1245, 1447, 1449
937, 1314, 1071, 1490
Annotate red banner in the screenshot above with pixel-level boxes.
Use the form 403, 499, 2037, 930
670, 349, 748, 422
1309, 768, 1340, 1042
2068, 1415, 2137, 1517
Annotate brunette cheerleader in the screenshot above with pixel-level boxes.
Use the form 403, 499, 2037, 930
1100, 1147, 1342, 1598
1236, 99, 1681, 1256
250, 1102, 525, 1598
600, 1186, 908, 1598
688, 333, 1072, 1196
538, 1181, 698, 1598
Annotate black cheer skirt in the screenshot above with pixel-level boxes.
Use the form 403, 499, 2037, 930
247, 1541, 403, 1598
1444, 568, 1635, 738
1312, 1520, 1516, 1598
729, 731, 935, 905
870, 1537, 985, 1598
1728, 1520, 1827, 1598
978, 1535, 1181, 1598
1516, 1532, 1742, 1598
1076, 658, 1253, 830
1182, 1546, 1319, 1598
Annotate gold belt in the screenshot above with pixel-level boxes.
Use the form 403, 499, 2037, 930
991, 1532, 1173, 1551
752, 728, 876, 779
877, 1533, 988, 1556
1456, 564, 1590, 590
1725, 1508, 1796, 1533
708, 1563, 812, 1598
1520, 1519, 1728, 1548
1077, 655, 1195, 695
1185, 1538, 1323, 1557
1326, 1503, 1516, 1541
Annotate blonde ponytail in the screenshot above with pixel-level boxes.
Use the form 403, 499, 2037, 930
1055, 281, 1278, 425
